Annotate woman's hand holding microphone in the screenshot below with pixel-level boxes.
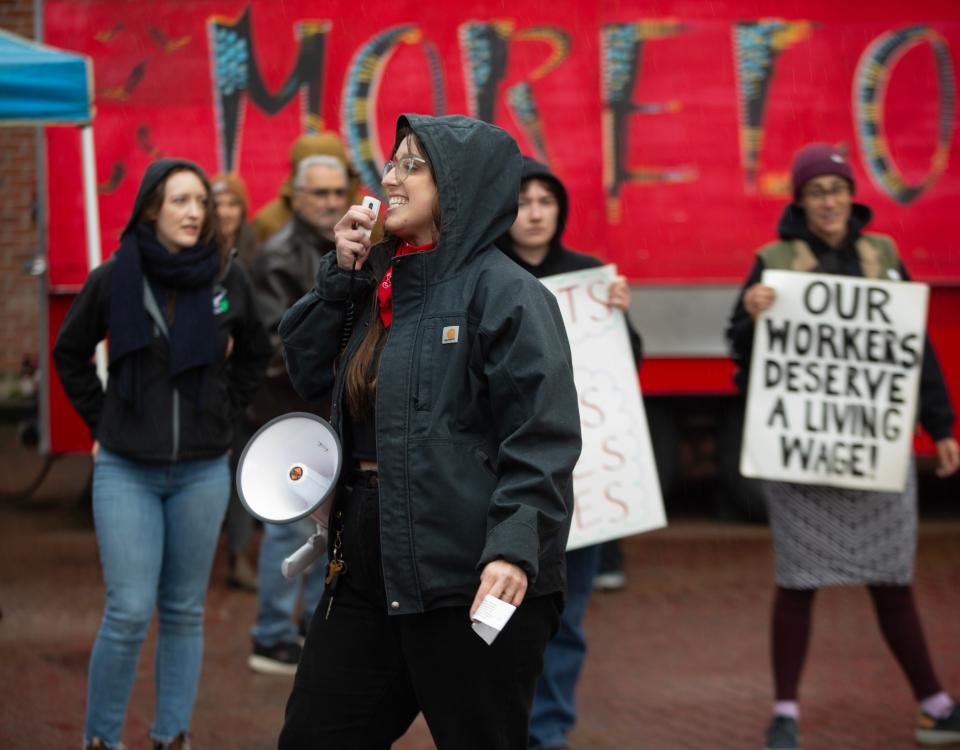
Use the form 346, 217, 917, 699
334, 205, 377, 271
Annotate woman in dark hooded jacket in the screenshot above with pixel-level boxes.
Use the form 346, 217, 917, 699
276, 115, 582, 749
726, 143, 960, 750
53, 159, 271, 750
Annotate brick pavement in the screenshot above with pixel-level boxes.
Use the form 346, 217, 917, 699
1, 447, 958, 749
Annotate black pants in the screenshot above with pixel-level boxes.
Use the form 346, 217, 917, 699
279, 474, 561, 750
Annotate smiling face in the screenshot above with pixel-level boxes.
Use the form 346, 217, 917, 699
382, 135, 439, 246
154, 170, 209, 252
509, 179, 559, 263
798, 175, 853, 248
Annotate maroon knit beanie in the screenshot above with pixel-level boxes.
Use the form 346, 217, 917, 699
791, 143, 855, 199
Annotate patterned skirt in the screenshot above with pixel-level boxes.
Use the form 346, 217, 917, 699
762, 465, 917, 589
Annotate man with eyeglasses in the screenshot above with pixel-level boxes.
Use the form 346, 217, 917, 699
727, 143, 960, 750
245, 152, 353, 676
252, 132, 360, 244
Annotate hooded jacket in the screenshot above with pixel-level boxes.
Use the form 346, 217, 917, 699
280, 115, 582, 615
726, 202, 954, 441
53, 161, 272, 462
497, 156, 643, 365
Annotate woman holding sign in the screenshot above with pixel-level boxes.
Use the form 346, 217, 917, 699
276, 115, 581, 749
727, 143, 960, 750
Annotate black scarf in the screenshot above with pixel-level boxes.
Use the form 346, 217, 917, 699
109, 223, 220, 411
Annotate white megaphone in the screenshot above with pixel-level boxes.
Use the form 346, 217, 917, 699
236, 412, 342, 579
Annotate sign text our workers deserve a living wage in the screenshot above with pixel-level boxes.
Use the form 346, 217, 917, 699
741, 270, 928, 492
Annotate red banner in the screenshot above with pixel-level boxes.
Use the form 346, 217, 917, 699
45, 0, 960, 285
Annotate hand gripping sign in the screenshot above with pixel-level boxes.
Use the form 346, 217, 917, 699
540, 264, 666, 550
740, 270, 929, 492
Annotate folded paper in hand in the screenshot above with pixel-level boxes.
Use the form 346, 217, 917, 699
470, 594, 516, 645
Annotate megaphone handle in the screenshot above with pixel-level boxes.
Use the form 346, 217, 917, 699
280, 525, 329, 579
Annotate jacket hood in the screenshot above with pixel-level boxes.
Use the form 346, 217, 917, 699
122, 158, 210, 238
399, 114, 521, 281
777, 200, 872, 243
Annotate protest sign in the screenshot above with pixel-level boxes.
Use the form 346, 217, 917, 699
740, 270, 929, 491
541, 264, 666, 549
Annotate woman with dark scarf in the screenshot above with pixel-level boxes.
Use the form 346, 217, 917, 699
727, 143, 960, 750
53, 159, 271, 750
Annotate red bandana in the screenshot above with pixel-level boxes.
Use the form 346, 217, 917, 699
377, 241, 436, 328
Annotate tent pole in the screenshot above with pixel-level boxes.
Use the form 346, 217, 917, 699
80, 124, 107, 384
80, 124, 102, 270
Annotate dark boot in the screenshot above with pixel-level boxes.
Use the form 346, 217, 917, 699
154, 731, 191, 750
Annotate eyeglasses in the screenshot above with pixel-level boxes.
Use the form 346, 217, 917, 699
802, 183, 851, 202
382, 155, 428, 184
296, 187, 348, 199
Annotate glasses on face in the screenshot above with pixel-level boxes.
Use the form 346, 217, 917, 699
382, 155, 428, 184
297, 187, 348, 200
802, 182, 851, 202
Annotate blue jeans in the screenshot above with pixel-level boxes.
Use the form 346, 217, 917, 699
529, 544, 602, 750
85, 449, 230, 747
251, 518, 326, 646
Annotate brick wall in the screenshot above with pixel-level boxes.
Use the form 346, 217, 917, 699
0, 0, 40, 387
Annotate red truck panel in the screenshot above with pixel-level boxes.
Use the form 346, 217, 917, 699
42, 0, 960, 452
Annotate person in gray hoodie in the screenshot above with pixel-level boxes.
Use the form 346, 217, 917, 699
275, 114, 582, 749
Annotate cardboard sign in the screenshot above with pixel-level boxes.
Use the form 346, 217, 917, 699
741, 270, 929, 491
541, 265, 666, 549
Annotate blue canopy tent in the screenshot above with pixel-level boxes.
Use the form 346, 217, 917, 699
0, 27, 93, 125
0, 28, 102, 453
0, 28, 101, 267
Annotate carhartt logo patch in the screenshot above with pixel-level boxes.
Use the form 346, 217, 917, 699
442, 326, 459, 344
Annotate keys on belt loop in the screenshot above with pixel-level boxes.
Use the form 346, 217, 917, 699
324, 511, 346, 620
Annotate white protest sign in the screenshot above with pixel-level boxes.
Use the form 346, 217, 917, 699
741, 270, 928, 492
541, 264, 666, 550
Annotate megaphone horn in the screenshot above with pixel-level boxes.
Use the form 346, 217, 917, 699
236, 412, 343, 578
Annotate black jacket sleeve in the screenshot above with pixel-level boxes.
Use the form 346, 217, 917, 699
224, 264, 272, 416
899, 262, 955, 441
252, 252, 305, 336
51, 263, 112, 438
725, 256, 766, 394
279, 251, 376, 402
475, 274, 582, 582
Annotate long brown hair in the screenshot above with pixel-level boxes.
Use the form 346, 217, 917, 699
343, 126, 439, 417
